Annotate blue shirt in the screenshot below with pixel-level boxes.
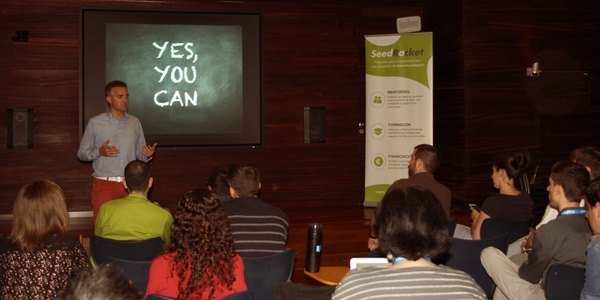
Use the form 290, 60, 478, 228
78, 112, 149, 177
582, 236, 600, 300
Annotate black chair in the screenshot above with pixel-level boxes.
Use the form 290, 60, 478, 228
274, 282, 335, 300
440, 234, 509, 299
243, 249, 295, 300
146, 294, 175, 300
90, 235, 163, 265
105, 256, 153, 293
544, 264, 585, 300
224, 290, 253, 300
90, 236, 163, 293
481, 218, 531, 244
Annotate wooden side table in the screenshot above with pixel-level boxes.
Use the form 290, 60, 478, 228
304, 266, 350, 286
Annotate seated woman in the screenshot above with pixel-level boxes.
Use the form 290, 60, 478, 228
0, 180, 90, 299
332, 186, 486, 299
145, 188, 247, 299
469, 151, 533, 240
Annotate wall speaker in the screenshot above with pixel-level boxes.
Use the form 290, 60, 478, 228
304, 106, 325, 144
7, 108, 34, 149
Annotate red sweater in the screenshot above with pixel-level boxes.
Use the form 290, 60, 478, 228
145, 252, 247, 299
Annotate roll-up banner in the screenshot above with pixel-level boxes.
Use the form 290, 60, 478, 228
364, 33, 433, 207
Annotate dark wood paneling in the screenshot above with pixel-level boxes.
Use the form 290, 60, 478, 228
1, 0, 598, 276
462, 1, 600, 205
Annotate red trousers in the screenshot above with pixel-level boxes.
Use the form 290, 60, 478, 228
91, 178, 128, 217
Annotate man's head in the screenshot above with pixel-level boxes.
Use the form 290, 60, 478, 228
547, 160, 590, 209
123, 160, 153, 194
105, 80, 129, 114
585, 179, 600, 235
570, 145, 600, 180
408, 144, 441, 176
227, 165, 261, 198
207, 167, 230, 195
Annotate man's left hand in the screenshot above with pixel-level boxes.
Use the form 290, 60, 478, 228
142, 142, 157, 158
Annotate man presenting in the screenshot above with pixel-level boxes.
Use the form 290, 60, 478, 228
78, 80, 157, 216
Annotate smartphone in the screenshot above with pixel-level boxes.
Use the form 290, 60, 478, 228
468, 203, 481, 211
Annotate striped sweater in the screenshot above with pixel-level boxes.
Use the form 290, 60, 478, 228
221, 197, 289, 258
332, 265, 486, 300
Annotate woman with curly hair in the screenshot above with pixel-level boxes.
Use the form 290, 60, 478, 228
145, 188, 247, 299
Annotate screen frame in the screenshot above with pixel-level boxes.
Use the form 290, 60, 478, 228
79, 8, 263, 147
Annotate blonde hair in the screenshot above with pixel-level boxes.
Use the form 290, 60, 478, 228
9, 180, 69, 251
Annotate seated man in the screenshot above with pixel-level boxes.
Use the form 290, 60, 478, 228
481, 160, 591, 300
582, 179, 600, 300
221, 164, 289, 258
95, 160, 173, 247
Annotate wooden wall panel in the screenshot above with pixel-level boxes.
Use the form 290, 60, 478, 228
462, 1, 599, 205
1, 0, 597, 277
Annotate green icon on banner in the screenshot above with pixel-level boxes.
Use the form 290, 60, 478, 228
373, 95, 382, 104
373, 156, 384, 167
374, 128, 383, 135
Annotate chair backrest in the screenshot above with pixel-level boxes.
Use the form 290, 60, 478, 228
243, 249, 295, 300
90, 235, 163, 265
442, 234, 509, 299
105, 256, 153, 293
223, 290, 253, 300
146, 294, 176, 300
544, 264, 585, 300
481, 218, 531, 244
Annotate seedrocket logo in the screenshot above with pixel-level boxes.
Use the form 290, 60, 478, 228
370, 48, 425, 58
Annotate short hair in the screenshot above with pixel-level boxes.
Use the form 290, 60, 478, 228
586, 179, 600, 207
124, 160, 151, 192
550, 160, 590, 202
227, 165, 261, 198
105, 80, 127, 97
170, 188, 236, 299
493, 151, 531, 191
377, 186, 450, 260
570, 145, 600, 180
207, 167, 230, 195
9, 180, 69, 251
63, 265, 142, 300
413, 144, 441, 173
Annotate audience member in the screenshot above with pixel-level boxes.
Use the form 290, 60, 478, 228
481, 160, 591, 300
77, 80, 157, 217
207, 166, 232, 202
145, 188, 247, 299
582, 179, 600, 300
333, 186, 486, 299
0, 180, 90, 299
221, 164, 289, 258
535, 145, 600, 227
95, 160, 173, 247
64, 265, 142, 300
508, 145, 600, 256
368, 144, 452, 250
467, 151, 533, 240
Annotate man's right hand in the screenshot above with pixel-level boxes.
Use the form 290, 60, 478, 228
99, 140, 120, 157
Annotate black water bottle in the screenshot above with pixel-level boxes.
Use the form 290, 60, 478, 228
305, 223, 323, 273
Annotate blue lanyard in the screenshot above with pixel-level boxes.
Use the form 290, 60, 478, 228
392, 256, 431, 265
560, 208, 586, 216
